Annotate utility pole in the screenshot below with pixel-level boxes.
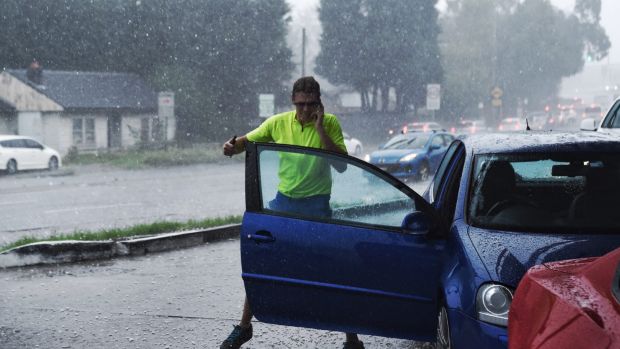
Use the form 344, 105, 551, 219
301, 27, 306, 76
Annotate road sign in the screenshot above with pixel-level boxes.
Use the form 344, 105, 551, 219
259, 94, 275, 118
491, 86, 503, 99
158, 92, 174, 118
426, 84, 441, 110
492, 98, 503, 107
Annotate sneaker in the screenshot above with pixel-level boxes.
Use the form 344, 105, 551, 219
343, 340, 365, 349
220, 324, 253, 349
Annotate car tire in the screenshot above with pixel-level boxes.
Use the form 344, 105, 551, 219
354, 145, 362, 156
436, 304, 451, 349
6, 159, 17, 175
418, 163, 430, 181
48, 156, 59, 171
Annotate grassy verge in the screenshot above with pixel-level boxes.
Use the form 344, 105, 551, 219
63, 143, 242, 169
0, 215, 242, 253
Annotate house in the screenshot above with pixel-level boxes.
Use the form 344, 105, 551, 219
0, 64, 175, 156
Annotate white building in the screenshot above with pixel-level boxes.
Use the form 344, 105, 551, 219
0, 67, 175, 156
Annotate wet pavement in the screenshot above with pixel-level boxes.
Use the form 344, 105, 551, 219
0, 239, 432, 348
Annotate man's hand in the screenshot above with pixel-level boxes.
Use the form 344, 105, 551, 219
223, 135, 238, 157
313, 103, 325, 130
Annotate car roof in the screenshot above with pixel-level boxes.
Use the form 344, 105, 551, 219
0, 135, 30, 141
462, 131, 620, 154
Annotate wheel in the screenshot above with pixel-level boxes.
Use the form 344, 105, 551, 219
436, 305, 451, 349
6, 159, 17, 175
354, 145, 362, 156
418, 163, 430, 181
48, 156, 59, 171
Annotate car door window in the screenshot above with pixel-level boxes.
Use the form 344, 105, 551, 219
257, 145, 417, 229
24, 139, 42, 148
10, 139, 26, 148
442, 134, 455, 146
431, 135, 443, 148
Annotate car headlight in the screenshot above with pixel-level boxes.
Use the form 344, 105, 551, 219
399, 153, 418, 162
476, 284, 513, 327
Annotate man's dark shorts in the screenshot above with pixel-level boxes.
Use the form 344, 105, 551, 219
268, 192, 332, 218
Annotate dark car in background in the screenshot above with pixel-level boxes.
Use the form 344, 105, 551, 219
365, 131, 454, 181
240, 132, 620, 349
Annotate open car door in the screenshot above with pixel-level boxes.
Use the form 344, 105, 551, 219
241, 142, 445, 341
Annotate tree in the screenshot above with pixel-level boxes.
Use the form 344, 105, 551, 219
316, 0, 442, 113
0, 0, 293, 141
440, 0, 610, 121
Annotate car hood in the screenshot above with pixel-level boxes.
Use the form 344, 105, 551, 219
468, 227, 620, 287
369, 149, 423, 163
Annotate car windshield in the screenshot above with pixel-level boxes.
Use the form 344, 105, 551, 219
469, 152, 620, 232
382, 134, 430, 150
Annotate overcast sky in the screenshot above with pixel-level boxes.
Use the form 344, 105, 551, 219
287, 0, 620, 67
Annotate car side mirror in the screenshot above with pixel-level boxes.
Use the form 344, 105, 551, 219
429, 144, 441, 151
401, 211, 432, 235
580, 118, 597, 131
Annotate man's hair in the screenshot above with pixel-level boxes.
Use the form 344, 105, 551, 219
292, 76, 321, 98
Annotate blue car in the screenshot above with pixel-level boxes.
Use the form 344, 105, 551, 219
240, 132, 620, 348
366, 131, 454, 181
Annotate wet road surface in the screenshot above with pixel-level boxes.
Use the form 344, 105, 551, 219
0, 239, 433, 348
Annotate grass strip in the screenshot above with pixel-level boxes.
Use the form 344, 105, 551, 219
64, 143, 242, 169
0, 215, 242, 253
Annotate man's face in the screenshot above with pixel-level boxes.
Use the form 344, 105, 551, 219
292, 92, 320, 123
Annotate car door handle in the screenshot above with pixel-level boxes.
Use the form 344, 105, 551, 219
247, 230, 276, 243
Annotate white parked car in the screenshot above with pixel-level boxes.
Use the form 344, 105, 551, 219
343, 132, 363, 156
0, 135, 61, 174
581, 98, 620, 136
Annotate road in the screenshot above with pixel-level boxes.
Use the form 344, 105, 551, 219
0, 163, 247, 245
0, 163, 429, 246
0, 239, 432, 348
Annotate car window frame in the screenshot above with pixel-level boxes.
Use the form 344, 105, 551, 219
602, 100, 620, 128
430, 140, 464, 203
245, 141, 437, 233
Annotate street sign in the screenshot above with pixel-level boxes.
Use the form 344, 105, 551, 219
492, 98, 502, 107
158, 92, 174, 118
259, 94, 275, 118
426, 84, 441, 110
491, 86, 503, 99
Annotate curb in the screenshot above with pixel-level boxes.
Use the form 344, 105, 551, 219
0, 224, 241, 268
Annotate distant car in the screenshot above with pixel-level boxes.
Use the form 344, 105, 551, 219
343, 132, 363, 156
404, 121, 444, 133
365, 131, 454, 181
0, 135, 61, 174
509, 247, 620, 349
498, 117, 525, 131
451, 119, 487, 135
581, 98, 620, 136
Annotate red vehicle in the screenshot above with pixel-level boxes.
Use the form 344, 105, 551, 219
508, 247, 620, 349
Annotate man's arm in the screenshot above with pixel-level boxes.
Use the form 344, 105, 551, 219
314, 106, 346, 155
223, 135, 248, 156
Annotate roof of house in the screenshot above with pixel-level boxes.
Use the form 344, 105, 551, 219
7, 69, 157, 111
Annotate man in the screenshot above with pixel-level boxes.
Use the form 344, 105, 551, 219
220, 76, 364, 349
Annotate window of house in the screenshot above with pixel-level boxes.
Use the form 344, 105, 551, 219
73, 118, 95, 145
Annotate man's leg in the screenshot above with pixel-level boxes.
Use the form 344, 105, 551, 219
344, 333, 364, 349
220, 296, 254, 349
239, 297, 253, 327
